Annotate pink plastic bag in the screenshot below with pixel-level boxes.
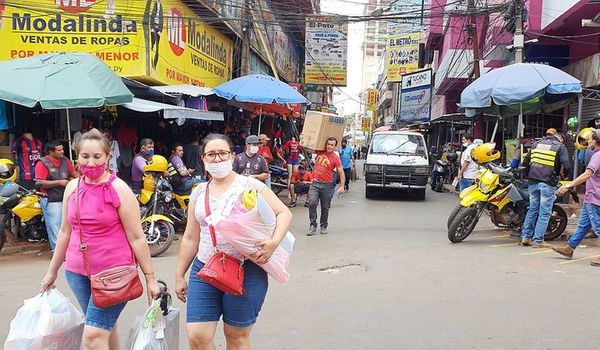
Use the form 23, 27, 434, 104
214, 193, 294, 283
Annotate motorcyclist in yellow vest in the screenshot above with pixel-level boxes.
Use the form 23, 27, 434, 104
520, 132, 571, 247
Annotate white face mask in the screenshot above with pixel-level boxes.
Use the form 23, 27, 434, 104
249, 146, 259, 154
205, 161, 233, 178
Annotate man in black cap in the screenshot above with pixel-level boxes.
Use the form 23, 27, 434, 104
232, 135, 269, 182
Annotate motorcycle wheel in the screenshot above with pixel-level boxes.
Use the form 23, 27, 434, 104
0, 223, 5, 252
271, 176, 285, 195
448, 207, 479, 243
447, 205, 466, 229
430, 176, 436, 191
545, 205, 568, 241
434, 176, 444, 192
143, 220, 176, 257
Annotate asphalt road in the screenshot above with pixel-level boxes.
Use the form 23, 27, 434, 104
2, 173, 600, 349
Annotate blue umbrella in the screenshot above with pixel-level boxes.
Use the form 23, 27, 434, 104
459, 63, 581, 113
213, 74, 309, 104
458, 63, 581, 142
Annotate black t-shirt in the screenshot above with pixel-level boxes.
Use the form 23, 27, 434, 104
233, 153, 269, 179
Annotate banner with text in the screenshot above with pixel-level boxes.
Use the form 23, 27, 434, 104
366, 89, 378, 111
399, 69, 432, 122
304, 15, 347, 86
0, 0, 233, 87
386, 32, 420, 83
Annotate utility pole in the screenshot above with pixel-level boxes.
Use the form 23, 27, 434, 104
468, 0, 483, 139
239, 0, 251, 76
514, 0, 524, 63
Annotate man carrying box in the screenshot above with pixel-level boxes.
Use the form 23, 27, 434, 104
307, 137, 346, 236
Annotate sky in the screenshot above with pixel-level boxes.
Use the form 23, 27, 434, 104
320, 0, 369, 117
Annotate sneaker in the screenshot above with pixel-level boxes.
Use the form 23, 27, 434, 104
532, 241, 551, 248
520, 238, 532, 246
307, 225, 317, 236
590, 258, 600, 266
320, 227, 328, 234
288, 201, 297, 208
551, 244, 574, 259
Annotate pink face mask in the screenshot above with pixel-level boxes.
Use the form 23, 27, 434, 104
79, 164, 106, 180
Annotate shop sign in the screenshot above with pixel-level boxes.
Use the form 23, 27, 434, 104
305, 85, 328, 92
304, 15, 348, 86
0, 0, 146, 76
386, 32, 420, 83
0, 0, 233, 87
399, 69, 432, 122
361, 116, 371, 132
366, 89, 378, 111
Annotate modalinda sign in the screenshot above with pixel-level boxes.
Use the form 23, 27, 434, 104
0, 0, 233, 87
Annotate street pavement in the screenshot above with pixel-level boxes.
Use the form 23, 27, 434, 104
2, 170, 600, 349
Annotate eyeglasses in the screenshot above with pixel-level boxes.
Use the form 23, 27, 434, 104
203, 150, 232, 161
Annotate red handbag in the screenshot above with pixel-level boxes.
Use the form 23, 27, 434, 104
75, 179, 144, 308
196, 181, 247, 296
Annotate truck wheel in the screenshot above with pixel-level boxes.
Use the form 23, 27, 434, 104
415, 189, 426, 200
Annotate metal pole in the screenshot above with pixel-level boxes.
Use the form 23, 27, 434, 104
490, 117, 499, 142
574, 94, 584, 179
515, 0, 524, 63
66, 108, 73, 163
519, 102, 524, 160
257, 105, 263, 135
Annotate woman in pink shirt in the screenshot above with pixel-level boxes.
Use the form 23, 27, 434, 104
40, 129, 160, 349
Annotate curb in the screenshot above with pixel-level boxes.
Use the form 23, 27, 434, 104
1, 242, 49, 256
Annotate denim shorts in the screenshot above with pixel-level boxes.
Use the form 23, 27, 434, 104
187, 258, 268, 328
65, 270, 127, 332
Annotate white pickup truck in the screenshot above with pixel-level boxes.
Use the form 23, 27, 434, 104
364, 130, 429, 200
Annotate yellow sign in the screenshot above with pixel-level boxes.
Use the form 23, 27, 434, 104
150, 0, 233, 86
361, 116, 371, 132
366, 89, 378, 111
386, 33, 420, 83
0, 0, 232, 87
0, 0, 146, 76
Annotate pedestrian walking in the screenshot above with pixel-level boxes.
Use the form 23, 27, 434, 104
307, 137, 346, 236
232, 135, 269, 182
520, 132, 571, 247
339, 139, 354, 191
174, 133, 292, 350
131, 138, 155, 194
283, 136, 303, 186
40, 129, 160, 349
552, 129, 600, 265
456, 134, 478, 191
35, 141, 77, 253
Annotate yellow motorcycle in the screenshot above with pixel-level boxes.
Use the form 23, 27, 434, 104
447, 143, 577, 243
0, 181, 47, 249
139, 156, 176, 257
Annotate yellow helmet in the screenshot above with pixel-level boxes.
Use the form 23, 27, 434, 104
575, 127, 594, 150
144, 155, 168, 173
471, 142, 501, 164
0, 158, 17, 183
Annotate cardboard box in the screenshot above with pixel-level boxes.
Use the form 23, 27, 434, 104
300, 111, 346, 151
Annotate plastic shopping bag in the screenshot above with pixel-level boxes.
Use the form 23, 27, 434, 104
4, 289, 84, 350
126, 300, 180, 350
212, 190, 295, 283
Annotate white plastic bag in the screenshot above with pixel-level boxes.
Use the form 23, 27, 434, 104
4, 289, 84, 350
126, 300, 180, 350
213, 191, 295, 283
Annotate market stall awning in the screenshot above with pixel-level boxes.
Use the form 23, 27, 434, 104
122, 98, 223, 121
152, 85, 214, 96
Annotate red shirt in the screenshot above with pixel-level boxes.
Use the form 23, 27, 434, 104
312, 151, 342, 183
291, 170, 313, 183
34, 156, 77, 195
258, 146, 273, 163
283, 140, 303, 160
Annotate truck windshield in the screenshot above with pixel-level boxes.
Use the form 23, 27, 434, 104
370, 134, 426, 156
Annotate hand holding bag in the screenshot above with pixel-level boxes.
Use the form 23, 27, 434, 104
196, 181, 247, 296
75, 178, 144, 308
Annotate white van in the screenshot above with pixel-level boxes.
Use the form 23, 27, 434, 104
364, 130, 429, 199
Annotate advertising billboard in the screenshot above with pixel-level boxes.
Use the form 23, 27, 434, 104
386, 32, 420, 83
366, 89, 378, 111
304, 15, 348, 86
399, 69, 432, 122
0, 0, 233, 87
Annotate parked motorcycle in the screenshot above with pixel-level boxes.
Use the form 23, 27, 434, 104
269, 165, 288, 195
447, 162, 578, 243
430, 160, 448, 192
0, 181, 47, 251
138, 156, 177, 257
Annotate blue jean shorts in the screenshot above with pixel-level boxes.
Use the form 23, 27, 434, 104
187, 258, 268, 328
65, 270, 127, 332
